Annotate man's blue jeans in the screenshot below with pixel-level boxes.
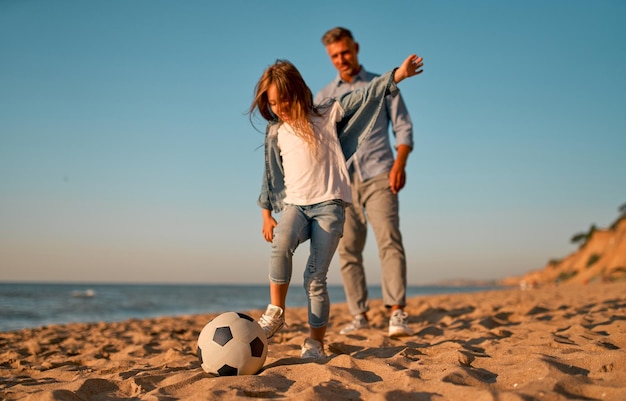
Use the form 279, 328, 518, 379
269, 200, 345, 328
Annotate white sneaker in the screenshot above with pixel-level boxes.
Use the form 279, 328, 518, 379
339, 314, 370, 335
301, 338, 326, 359
258, 304, 284, 339
389, 309, 412, 337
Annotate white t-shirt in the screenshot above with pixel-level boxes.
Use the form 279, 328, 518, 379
277, 103, 352, 206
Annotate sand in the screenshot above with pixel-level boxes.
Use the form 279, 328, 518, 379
1, 281, 625, 401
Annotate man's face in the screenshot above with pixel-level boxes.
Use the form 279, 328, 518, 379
325, 37, 360, 82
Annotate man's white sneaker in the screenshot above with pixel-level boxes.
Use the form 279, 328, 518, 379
301, 338, 326, 359
258, 304, 284, 339
339, 314, 370, 335
389, 309, 412, 337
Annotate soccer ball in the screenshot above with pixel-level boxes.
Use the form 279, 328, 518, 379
196, 312, 268, 376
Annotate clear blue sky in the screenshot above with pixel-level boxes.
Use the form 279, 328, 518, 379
1, 1, 625, 285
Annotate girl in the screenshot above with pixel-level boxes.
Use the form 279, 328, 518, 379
250, 53, 423, 359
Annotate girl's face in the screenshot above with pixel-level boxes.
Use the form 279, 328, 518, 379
267, 84, 291, 122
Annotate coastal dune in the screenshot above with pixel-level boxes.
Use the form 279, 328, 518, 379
1, 281, 625, 400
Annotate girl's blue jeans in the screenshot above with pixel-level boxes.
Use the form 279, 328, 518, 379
269, 200, 345, 328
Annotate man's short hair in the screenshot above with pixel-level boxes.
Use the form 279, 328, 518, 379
321, 27, 354, 46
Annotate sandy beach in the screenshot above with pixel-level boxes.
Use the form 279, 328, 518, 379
1, 281, 625, 401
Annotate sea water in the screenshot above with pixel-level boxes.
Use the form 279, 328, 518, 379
0, 282, 500, 332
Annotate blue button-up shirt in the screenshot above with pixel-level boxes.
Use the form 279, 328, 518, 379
315, 66, 413, 181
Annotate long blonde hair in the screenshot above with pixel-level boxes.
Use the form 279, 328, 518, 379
249, 60, 319, 152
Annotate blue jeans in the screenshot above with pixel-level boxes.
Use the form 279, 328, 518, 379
269, 200, 346, 328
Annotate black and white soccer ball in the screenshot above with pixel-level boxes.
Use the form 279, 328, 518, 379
197, 312, 268, 376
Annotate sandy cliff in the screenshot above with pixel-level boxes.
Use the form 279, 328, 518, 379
502, 215, 626, 287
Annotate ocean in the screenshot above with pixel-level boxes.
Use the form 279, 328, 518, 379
0, 282, 501, 332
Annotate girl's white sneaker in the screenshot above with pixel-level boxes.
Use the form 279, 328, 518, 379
258, 304, 285, 339
300, 338, 326, 359
389, 309, 412, 337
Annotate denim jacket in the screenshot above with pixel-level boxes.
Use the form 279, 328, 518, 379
258, 69, 400, 213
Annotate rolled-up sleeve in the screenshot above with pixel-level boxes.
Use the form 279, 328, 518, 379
387, 92, 413, 150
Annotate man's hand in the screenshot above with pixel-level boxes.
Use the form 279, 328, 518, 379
389, 163, 407, 194
389, 144, 411, 194
394, 54, 424, 83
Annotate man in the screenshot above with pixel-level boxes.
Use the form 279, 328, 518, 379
316, 27, 418, 337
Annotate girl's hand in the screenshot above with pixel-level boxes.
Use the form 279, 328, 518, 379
394, 54, 424, 83
262, 210, 278, 243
